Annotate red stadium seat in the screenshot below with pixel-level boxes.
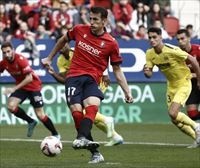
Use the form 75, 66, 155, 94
163, 16, 180, 37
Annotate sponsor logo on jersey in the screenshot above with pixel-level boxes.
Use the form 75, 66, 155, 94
100, 41, 105, 48
78, 40, 101, 57
83, 34, 87, 38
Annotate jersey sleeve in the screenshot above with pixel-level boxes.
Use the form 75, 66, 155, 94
0, 61, 5, 73
18, 55, 32, 75
110, 40, 122, 65
173, 47, 188, 60
145, 50, 154, 68
67, 25, 81, 41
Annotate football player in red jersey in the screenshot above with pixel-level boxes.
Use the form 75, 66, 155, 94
176, 29, 200, 121
42, 6, 133, 163
0, 42, 60, 139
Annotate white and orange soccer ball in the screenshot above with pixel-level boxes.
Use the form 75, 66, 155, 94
40, 136, 62, 157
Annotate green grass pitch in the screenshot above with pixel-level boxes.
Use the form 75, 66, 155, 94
0, 123, 200, 168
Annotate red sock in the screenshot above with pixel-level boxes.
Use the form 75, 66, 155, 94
72, 111, 84, 129
12, 107, 19, 113
84, 105, 98, 122
188, 109, 199, 118
41, 115, 48, 122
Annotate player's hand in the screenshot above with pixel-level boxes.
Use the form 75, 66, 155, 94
143, 65, 152, 78
3, 88, 15, 95
102, 75, 110, 87
47, 65, 55, 75
41, 58, 52, 67
125, 94, 134, 103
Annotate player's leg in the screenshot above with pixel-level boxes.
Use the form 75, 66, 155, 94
94, 112, 113, 137
186, 104, 200, 120
66, 76, 99, 150
186, 78, 200, 120
7, 90, 36, 137
167, 83, 200, 144
30, 91, 59, 138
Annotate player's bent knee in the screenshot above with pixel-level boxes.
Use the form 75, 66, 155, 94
7, 104, 18, 113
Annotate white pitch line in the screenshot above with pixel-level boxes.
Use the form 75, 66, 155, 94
0, 138, 189, 147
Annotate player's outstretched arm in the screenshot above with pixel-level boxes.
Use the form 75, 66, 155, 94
41, 35, 69, 66
112, 64, 133, 103
3, 73, 33, 95
45, 65, 66, 84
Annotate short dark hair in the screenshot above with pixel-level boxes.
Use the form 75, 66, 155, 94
148, 27, 162, 35
186, 24, 193, 29
1, 42, 14, 50
176, 29, 190, 37
90, 6, 108, 19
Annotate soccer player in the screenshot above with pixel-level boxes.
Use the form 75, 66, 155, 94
143, 27, 200, 148
42, 7, 133, 163
0, 42, 60, 139
45, 44, 124, 146
176, 29, 200, 121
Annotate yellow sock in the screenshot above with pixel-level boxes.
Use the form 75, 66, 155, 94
95, 112, 106, 123
94, 121, 107, 133
176, 122, 196, 140
94, 112, 107, 133
176, 112, 196, 129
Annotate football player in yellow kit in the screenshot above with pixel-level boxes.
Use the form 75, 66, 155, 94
144, 27, 200, 148
45, 44, 123, 146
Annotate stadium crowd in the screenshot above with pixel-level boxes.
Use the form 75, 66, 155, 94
0, 0, 198, 44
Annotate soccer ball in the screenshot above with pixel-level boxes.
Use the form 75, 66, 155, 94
40, 136, 62, 157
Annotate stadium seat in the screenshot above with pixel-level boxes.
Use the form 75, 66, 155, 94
163, 16, 180, 37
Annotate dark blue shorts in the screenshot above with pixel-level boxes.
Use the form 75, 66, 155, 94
186, 78, 200, 105
10, 89, 44, 108
65, 75, 104, 106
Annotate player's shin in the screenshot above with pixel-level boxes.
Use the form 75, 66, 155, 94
78, 105, 98, 138
12, 107, 34, 123
175, 112, 196, 129
41, 115, 58, 136
175, 122, 196, 139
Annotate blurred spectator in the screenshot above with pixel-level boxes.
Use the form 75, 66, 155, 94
90, 0, 113, 9
153, 20, 172, 39
105, 9, 116, 35
53, 1, 73, 38
112, 0, 134, 38
33, 4, 55, 38
186, 24, 198, 39
21, 0, 39, 14
35, 24, 50, 39
129, 2, 148, 32
14, 22, 39, 59
147, 3, 164, 28
130, 0, 153, 13
76, 5, 90, 25
0, 3, 11, 43
114, 22, 134, 41
154, 0, 171, 16
9, 3, 27, 34
133, 25, 148, 40
72, 0, 90, 8
113, 0, 133, 25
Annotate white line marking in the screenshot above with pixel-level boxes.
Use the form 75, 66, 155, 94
0, 138, 189, 147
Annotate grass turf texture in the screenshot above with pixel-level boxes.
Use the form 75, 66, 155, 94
0, 123, 200, 168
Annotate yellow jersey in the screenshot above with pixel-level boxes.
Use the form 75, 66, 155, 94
57, 50, 74, 73
146, 44, 192, 84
